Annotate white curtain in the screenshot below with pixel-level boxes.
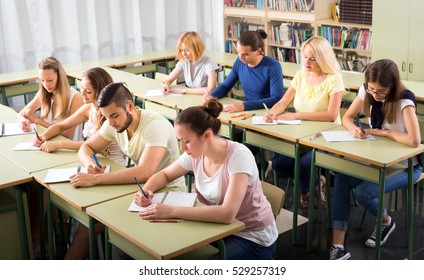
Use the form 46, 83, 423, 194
0, 0, 224, 73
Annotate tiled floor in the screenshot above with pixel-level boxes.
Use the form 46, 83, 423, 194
272, 178, 424, 260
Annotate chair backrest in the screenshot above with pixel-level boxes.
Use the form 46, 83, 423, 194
121, 63, 157, 78
261, 181, 284, 218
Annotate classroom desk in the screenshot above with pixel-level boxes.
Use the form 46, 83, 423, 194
204, 50, 237, 68
66, 66, 162, 93
113, 49, 178, 68
31, 158, 137, 259
0, 69, 39, 106
231, 112, 341, 245
86, 193, 245, 260
0, 103, 18, 119
299, 127, 424, 259
0, 155, 33, 259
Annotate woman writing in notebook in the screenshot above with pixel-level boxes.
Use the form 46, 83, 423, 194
134, 98, 278, 260
161, 31, 218, 95
263, 36, 346, 208
329, 59, 422, 260
33, 67, 127, 166
18, 57, 83, 141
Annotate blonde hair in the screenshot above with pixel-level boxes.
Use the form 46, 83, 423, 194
300, 36, 341, 76
38, 57, 71, 119
176, 31, 205, 63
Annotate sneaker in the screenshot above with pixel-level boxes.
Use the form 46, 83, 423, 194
329, 245, 351, 260
365, 219, 396, 248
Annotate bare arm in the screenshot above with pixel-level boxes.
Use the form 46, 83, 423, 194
18, 91, 42, 131
60, 92, 83, 139
138, 173, 249, 224
263, 86, 295, 122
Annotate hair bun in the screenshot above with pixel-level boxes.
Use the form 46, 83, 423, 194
203, 98, 223, 118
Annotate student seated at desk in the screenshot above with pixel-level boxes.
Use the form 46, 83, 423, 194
162, 31, 218, 95
70, 82, 185, 190
135, 99, 278, 260
17, 57, 83, 141
207, 30, 283, 113
329, 59, 422, 260
33, 67, 127, 166
264, 36, 346, 209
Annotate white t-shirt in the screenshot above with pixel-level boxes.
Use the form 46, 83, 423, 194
175, 55, 219, 88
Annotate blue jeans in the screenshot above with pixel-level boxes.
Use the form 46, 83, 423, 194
332, 165, 422, 231
210, 235, 276, 260
272, 150, 315, 194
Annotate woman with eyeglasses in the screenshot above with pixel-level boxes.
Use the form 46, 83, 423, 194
329, 59, 422, 260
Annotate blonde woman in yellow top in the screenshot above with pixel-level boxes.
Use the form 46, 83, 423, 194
18, 57, 83, 141
264, 36, 346, 208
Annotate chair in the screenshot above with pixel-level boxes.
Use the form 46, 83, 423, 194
261, 181, 285, 219
1, 83, 39, 107
120, 63, 157, 78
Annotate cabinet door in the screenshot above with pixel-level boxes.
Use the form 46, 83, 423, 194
406, 0, 424, 82
372, 0, 409, 79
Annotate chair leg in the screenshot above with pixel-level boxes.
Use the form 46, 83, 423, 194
360, 209, 367, 230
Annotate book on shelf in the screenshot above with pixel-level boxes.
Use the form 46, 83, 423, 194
128, 191, 198, 212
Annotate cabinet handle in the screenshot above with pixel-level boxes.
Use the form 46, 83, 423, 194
409, 63, 413, 73
402, 62, 406, 72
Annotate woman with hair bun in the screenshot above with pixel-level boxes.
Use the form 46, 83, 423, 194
134, 98, 278, 260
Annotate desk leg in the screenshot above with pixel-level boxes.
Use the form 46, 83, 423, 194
37, 186, 46, 259
291, 143, 300, 245
47, 190, 54, 259
374, 169, 386, 260
14, 186, 30, 259
105, 227, 112, 260
89, 216, 97, 260
407, 158, 413, 260
307, 149, 316, 252
217, 239, 226, 260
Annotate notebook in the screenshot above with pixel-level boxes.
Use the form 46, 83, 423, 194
251, 116, 302, 125
12, 142, 40, 151
43, 165, 111, 184
321, 131, 375, 142
128, 191, 197, 212
1, 123, 36, 137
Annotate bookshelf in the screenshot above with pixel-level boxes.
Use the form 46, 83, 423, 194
223, 0, 373, 73
372, 0, 424, 82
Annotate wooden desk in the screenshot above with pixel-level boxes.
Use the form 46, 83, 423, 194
0, 69, 39, 106
0, 155, 33, 259
300, 127, 424, 259
204, 50, 237, 68
0, 104, 18, 119
86, 193, 245, 259
113, 49, 178, 68
31, 158, 137, 259
231, 112, 341, 245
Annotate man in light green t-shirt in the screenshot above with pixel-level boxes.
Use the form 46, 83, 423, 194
70, 82, 185, 190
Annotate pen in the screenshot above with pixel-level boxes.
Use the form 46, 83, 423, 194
263, 103, 269, 113
149, 219, 183, 223
356, 119, 366, 134
77, 166, 81, 172
309, 132, 322, 141
134, 177, 148, 198
92, 153, 101, 168
1, 123, 4, 136
34, 127, 41, 141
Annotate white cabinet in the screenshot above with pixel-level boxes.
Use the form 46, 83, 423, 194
372, 0, 424, 81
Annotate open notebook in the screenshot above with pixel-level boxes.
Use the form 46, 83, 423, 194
43, 165, 111, 184
128, 192, 197, 212
251, 116, 301, 125
1, 123, 36, 137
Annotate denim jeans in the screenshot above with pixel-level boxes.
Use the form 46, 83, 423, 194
210, 235, 276, 260
272, 150, 314, 194
332, 164, 423, 231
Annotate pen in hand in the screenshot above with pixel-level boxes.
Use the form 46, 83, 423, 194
134, 177, 148, 198
356, 119, 366, 134
92, 153, 101, 168
34, 127, 42, 141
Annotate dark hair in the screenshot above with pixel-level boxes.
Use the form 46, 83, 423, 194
363, 59, 407, 124
97, 82, 133, 109
238, 29, 267, 54
175, 98, 223, 136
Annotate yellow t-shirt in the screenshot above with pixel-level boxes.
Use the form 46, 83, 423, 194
292, 70, 346, 124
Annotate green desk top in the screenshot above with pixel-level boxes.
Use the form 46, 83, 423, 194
0, 69, 38, 87
31, 158, 136, 211
86, 193, 245, 259
299, 126, 424, 167
0, 155, 32, 189
204, 50, 237, 67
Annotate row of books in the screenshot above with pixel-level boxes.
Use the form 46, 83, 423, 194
271, 47, 301, 63
224, 0, 265, 8
270, 22, 314, 47
269, 0, 315, 11
318, 26, 372, 51
336, 52, 370, 72
227, 22, 265, 39
339, 0, 372, 25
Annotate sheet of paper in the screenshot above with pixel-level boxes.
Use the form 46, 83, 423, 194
1, 123, 36, 136
128, 193, 166, 212
12, 142, 40, 151
321, 131, 375, 142
43, 165, 111, 184
127, 192, 197, 212
145, 89, 182, 97
251, 116, 301, 125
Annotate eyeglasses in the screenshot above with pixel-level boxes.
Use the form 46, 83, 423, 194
365, 84, 390, 97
